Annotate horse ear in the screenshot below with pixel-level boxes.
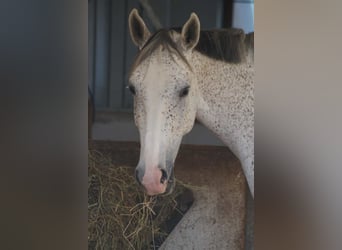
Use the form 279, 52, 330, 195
128, 8, 151, 49
181, 13, 200, 51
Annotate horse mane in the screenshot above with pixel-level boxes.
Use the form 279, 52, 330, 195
195, 29, 254, 63
130, 28, 254, 74
244, 31, 254, 62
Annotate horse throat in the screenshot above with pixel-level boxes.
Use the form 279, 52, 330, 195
193, 51, 254, 195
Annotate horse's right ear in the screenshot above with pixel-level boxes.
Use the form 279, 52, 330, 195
128, 8, 151, 49
181, 13, 200, 51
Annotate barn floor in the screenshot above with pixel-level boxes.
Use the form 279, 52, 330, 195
89, 140, 252, 250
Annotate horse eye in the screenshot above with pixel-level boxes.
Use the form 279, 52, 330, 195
128, 85, 136, 95
179, 86, 190, 98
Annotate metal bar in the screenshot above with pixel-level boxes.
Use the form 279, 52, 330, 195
138, 0, 163, 29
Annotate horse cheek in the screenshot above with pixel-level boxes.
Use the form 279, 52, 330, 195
183, 99, 196, 134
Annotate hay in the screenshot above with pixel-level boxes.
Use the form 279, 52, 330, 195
88, 149, 191, 250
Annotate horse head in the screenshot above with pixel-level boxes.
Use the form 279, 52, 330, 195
128, 9, 201, 195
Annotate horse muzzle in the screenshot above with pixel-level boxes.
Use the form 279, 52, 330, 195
135, 165, 175, 196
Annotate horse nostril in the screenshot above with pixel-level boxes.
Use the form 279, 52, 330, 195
160, 169, 168, 184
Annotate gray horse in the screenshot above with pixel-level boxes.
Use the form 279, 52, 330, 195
128, 9, 254, 197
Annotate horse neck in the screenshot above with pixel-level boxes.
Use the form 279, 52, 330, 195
191, 51, 254, 161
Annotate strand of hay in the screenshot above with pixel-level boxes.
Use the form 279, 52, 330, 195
88, 149, 189, 250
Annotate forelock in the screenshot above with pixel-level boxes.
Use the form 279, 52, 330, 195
129, 29, 191, 75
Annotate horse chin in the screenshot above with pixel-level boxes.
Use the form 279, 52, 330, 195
162, 179, 175, 196
161, 169, 175, 196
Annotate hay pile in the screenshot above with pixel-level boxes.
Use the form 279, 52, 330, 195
88, 149, 192, 250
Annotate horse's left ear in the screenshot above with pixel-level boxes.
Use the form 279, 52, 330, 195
181, 13, 200, 51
